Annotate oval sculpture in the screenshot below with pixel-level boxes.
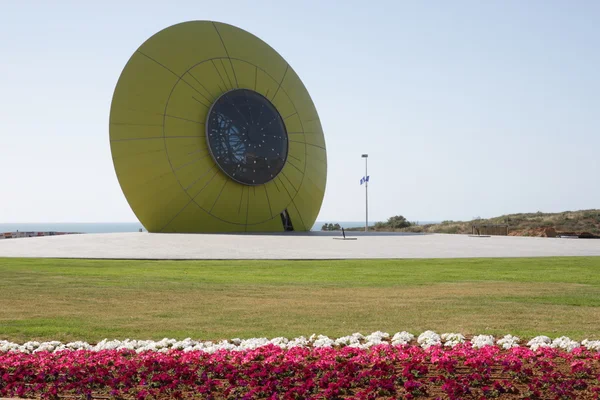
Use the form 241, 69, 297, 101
109, 21, 327, 233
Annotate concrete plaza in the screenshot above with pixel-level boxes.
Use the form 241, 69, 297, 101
0, 232, 598, 259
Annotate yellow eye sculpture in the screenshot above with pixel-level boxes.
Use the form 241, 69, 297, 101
109, 21, 327, 232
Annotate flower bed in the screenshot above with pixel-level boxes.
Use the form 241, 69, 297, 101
1, 332, 600, 399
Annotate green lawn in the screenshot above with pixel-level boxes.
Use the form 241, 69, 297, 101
1, 257, 599, 342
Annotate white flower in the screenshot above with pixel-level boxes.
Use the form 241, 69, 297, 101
496, 334, 520, 349
32, 341, 63, 353
551, 336, 580, 352
213, 340, 236, 352
269, 337, 289, 348
365, 331, 389, 342
355, 332, 390, 348
527, 336, 551, 351
346, 342, 369, 349
0, 340, 20, 353
237, 337, 269, 351
286, 336, 309, 349
417, 330, 441, 349
20, 341, 41, 353
441, 333, 465, 347
312, 335, 335, 348
471, 335, 495, 348
581, 339, 600, 351
0, 332, 597, 354
171, 338, 197, 350
66, 341, 92, 351
334, 335, 360, 347
391, 331, 414, 346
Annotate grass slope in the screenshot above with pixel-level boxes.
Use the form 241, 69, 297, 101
1, 257, 599, 342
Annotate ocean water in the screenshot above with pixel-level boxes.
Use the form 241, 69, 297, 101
0, 223, 146, 234
0, 220, 439, 234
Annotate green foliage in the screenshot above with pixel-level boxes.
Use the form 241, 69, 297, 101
374, 221, 387, 229
321, 223, 341, 231
386, 215, 412, 229
370, 215, 412, 231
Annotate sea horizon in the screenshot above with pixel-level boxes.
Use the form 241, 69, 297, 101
0, 220, 440, 234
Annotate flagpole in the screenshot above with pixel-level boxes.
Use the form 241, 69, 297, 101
361, 154, 368, 232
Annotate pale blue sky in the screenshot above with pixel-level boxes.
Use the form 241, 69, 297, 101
1, 0, 598, 223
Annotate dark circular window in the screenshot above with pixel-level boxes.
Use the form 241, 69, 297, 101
206, 89, 288, 186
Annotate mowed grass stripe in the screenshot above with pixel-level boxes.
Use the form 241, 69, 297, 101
0, 257, 599, 342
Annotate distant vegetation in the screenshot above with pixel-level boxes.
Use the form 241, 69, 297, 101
322, 216, 414, 231
374, 215, 413, 230
321, 223, 342, 231
341, 209, 600, 237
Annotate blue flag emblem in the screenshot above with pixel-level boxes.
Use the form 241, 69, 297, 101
360, 175, 370, 185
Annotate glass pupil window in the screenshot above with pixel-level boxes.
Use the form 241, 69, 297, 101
206, 89, 288, 185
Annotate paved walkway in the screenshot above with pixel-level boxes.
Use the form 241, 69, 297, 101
0, 232, 598, 259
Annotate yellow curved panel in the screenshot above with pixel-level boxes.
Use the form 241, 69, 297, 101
210, 182, 247, 225
280, 66, 321, 127
137, 22, 227, 77
110, 21, 326, 232
212, 22, 288, 84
